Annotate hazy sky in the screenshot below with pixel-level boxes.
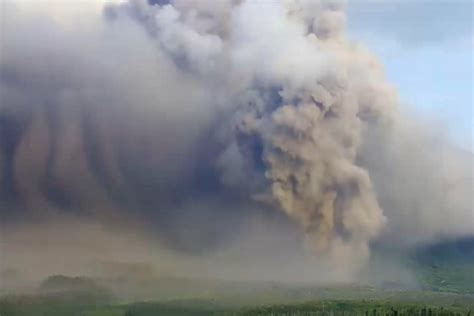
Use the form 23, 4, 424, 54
347, 0, 473, 151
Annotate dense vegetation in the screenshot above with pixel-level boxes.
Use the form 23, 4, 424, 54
1, 294, 473, 316
235, 301, 472, 316
412, 237, 474, 294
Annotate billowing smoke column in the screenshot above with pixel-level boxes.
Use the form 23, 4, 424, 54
108, 0, 394, 257
0, 0, 472, 277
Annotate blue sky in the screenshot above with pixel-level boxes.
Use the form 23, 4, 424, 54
347, 0, 473, 151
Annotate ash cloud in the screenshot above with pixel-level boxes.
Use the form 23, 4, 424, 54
0, 0, 472, 283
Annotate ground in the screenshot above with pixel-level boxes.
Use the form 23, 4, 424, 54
1, 238, 473, 315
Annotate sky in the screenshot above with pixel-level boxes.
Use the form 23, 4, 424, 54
347, 0, 473, 151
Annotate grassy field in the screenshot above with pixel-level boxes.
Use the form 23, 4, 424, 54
1, 295, 473, 316
2, 271, 473, 316
1, 282, 474, 316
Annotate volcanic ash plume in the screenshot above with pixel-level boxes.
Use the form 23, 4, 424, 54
102, 0, 398, 261
0, 0, 472, 280
218, 0, 393, 257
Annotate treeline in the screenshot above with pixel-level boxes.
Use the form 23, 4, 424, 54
233, 304, 472, 316
122, 305, 473, 316
234, 309, 472, 316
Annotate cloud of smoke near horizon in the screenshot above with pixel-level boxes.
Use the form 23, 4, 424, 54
0, 0, 472, 282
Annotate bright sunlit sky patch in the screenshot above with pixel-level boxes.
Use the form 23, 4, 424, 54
347, 0, 473, 151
